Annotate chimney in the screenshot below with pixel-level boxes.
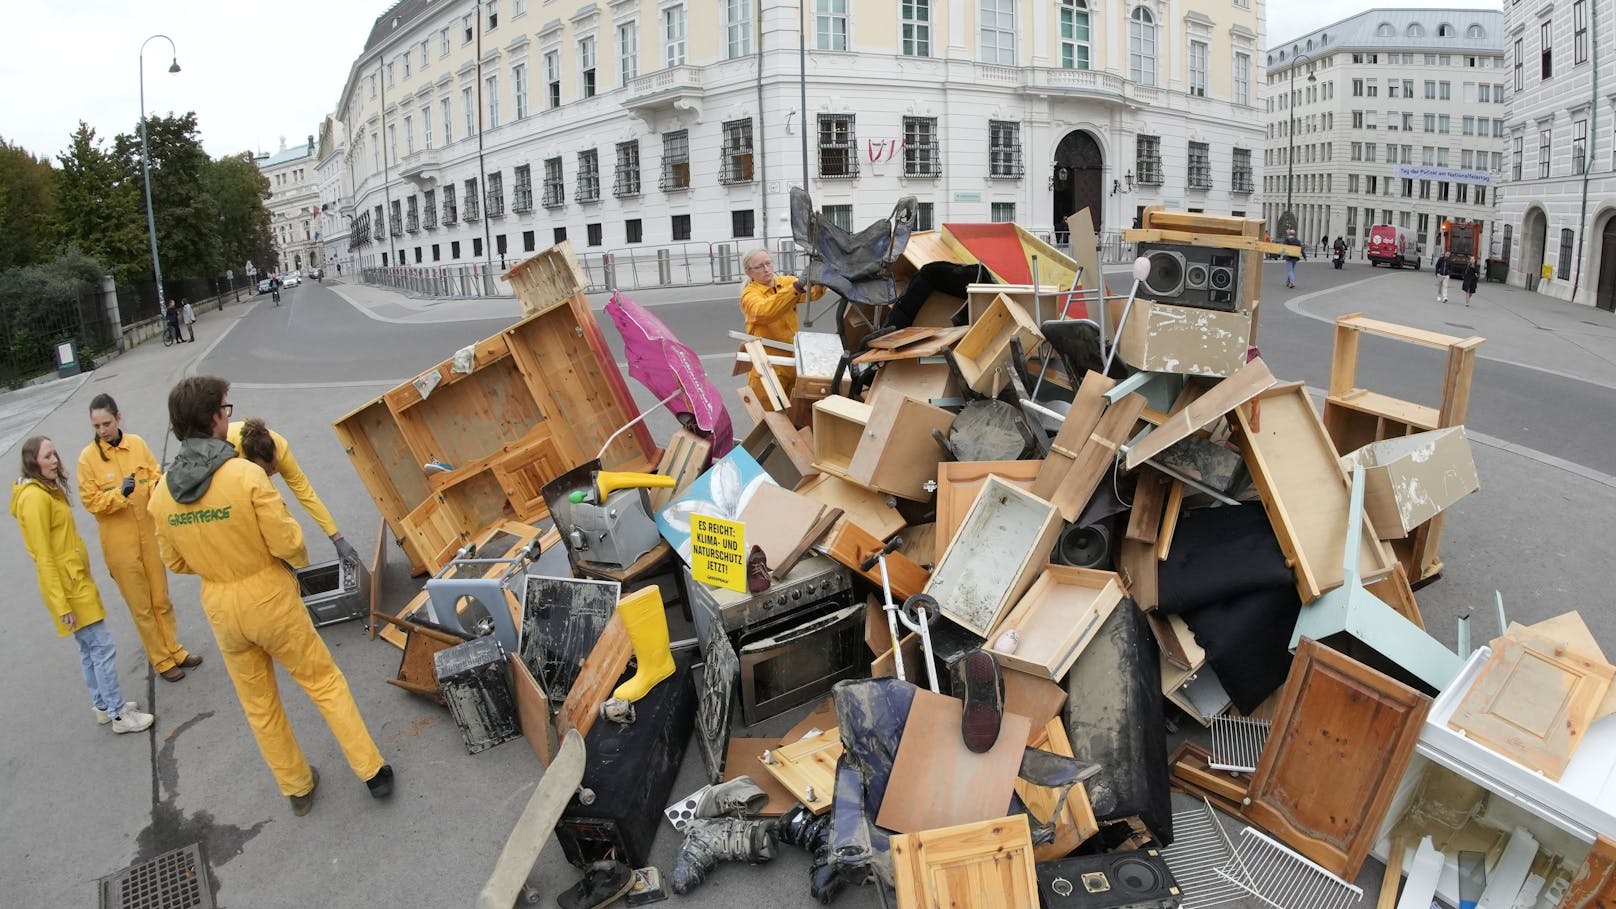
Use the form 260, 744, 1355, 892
308, 134, 315, 155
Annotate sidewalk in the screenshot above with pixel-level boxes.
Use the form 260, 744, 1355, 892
323, 276, 524, 324
1286, 262, 1616, 389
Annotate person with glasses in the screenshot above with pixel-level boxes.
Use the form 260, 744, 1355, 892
224, 415, 359, 565
148, 376, 394, 816
738, 248, 823, 407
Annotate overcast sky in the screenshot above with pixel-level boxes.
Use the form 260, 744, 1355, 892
1, 1, 1504, 165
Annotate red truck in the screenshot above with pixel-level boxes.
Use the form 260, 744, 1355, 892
1367, 224, 1421, 269
1442, 219, 1484, 265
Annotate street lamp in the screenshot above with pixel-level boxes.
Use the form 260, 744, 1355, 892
138, 34, 180, 311
1284, 53, 1315, 238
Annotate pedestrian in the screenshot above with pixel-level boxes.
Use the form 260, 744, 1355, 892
1434, 251, 1452, 303
148, 376, 394, 816
226, 418, 359, 564
181, 298, 196, 343
164, 300, 181, 343
738, 249, 824, 407
1461, 256, 1480, 306
11, 435, 157, 735
1283, 228, 1305, 288
77, 395, 203, 683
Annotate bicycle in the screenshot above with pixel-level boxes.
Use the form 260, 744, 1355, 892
162, 321, 177, 347
271, 288, 282, 306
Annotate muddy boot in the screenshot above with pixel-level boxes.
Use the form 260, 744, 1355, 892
775, 803, 830, 853
558, 860, 633, 909
670, 817, 776, 894
694, 776, 768, 819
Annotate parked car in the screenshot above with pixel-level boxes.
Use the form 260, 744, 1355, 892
1366, 224, 1421, 270
257, 278, 273, 294
281, 273, 302, 287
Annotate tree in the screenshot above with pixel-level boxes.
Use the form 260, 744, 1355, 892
112, 112, 221, 283
205, 153, 276, 277
54, 123, 145, 284
0, 137, 58, 271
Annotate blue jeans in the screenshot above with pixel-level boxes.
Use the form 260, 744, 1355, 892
74, 619, 124, 712
1286, 260, 1298, 284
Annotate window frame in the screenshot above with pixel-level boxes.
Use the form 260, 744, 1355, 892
978, 0, 1016, 65
902, 116, 941, 177
816, 0, 849, 52
1188, 40, 1209, 97
1128, 8, 1157, 86
988, 120, 1023, 178
619, 21, 638, 84
903, 0, 932, 58
660, 129, 691, 190
719, 118, 756, 184
1060, 0, 1090, 70
543, 157, 566, 208
580, 36, 597, 98
614, 141, 642, 198
576, 149, 601, 203
664, 5, 687, 66
726, 0, 753, 58
817, 114, 859, 178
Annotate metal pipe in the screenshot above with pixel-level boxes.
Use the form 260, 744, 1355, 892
1571, 0, 1600, 301
138, 34, 179, 310
799, 0, 809, 193
755, 0, 768, 247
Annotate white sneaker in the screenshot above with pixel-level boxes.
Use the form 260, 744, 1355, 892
95, 701, 139, 725
111, 708, 155, 734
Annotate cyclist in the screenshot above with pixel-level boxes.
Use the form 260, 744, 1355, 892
269, 275, 282, 305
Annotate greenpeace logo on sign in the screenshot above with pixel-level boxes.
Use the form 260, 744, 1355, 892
1393, 164, 1491, 186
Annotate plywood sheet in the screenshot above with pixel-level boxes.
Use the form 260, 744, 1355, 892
510, 654, 557, 767
724, 738, 796, 817
1125, 356, 1277, 469
934, 460, 1042, 562
852, 325, 968, 365
758, 729, 842, 816
736, 482, 827, 570
1002, 666, 1069, 731
876, 689, 1031, 833
1244, 637, 1431, 880
891, 815, 1038, 909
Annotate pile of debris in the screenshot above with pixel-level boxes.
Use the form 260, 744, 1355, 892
329, 213, 1616, 909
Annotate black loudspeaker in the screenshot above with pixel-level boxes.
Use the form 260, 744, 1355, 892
1052, 519, 1117, 570
1137, 243, 1243, 312
1036, 849, 1182, 909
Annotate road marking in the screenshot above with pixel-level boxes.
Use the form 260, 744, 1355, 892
229, 379, 411, 390
327, 284, 516, 326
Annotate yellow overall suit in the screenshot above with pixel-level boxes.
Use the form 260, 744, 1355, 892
77, 433, 192, 672
227, 421, 339, 537
149, 439, 383, 797
11, 478, 108, 634
739, 276, 824, 406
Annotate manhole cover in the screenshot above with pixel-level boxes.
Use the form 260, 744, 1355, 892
98, 843, 213, 909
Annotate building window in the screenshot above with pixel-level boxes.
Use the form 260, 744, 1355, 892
442, 98, 453, 144
432, 243, 442, 261
486, 74, 500, 128
1136, 134, 1162, 184
902, 117, 941, 177
513, 164, 533, 212
816, 0, 848, 52
580, 37, 596, 98
1573, 119, 1587, 173
1187, 142, 1211, 189
1232, 148, 1252, 192
424, 189, 438, 228
486, 172, 504, 217
1574, 1, 1588, 64
614, 141, 641, 197
1060, 0, 1090, 69
546, 51, 561, 108
442, 185, 458, 224
451, 240, 461, 258
661, 129, 690, 190
423, 106, 434, 149
986, 120, 1023, 178
406, 195, 420, 232
486, 0, 499, 30
1234, 52, 1250, 105
576, 150, 600, 202
619, 22, 638, 84
732, 209, 755, 238
664, 5, 687, 66
902, 0, 931, 57
726, 0, 752, 58
1541, 21, 1553, 79
404, 115, 415, 155
463, 86, 475, 137
553, 227, 567, 244
979, 0, 1016, 64
1129, 8, 1157, 86
990, 202, 1016, 223
472, 237, 484, 257
1540, 128, 1552, 178
1439, 81, 1451, 101
543, 157, 565, 208
1188, 40, 1208, 97
586, 223, 603, 247
1514, 38, 1524, 90
822, 205, 853, 231
626, 219, 643, 243
440, 29, 450, 57
463, 178, 481, 220
513, 64, 528, 118
916, 202, 934, 231
1558, 228, 1574, 276
719, 119, 755, 184
818, 114, 858, 178
463, 14, 474, 43
403, 52, 411, 79
672, 213, 691, 241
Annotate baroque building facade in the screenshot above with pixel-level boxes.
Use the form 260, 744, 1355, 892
331, 0, 1267, 275
1263, 8, 1507, 258
256, 136, 324, 275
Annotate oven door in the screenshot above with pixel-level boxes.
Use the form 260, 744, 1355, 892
737, 602, 867, 726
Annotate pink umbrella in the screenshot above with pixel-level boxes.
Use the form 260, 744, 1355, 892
606, 291, 734, 457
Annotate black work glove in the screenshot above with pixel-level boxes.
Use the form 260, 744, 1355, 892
121, 476, 136, 497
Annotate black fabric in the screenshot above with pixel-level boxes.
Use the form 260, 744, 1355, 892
884, 261, 986, 329
790, 187, 917, 307
1155, 504, 1293, 616
1179, 585, 1301, 714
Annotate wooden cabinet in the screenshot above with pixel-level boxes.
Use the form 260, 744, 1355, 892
891, 814, 1039, 909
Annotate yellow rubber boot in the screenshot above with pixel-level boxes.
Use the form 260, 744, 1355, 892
611, 586, 675, 702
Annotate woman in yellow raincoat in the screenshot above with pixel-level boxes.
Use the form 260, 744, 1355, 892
149, 376, 392, 816
225, 419, 358, 564
11, 436, 155, 734
78, 394, 202, 682
739, 248, 824, 405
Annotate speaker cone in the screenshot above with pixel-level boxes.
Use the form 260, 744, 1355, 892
1142, 250, 1187, 298
1209, 266, 1235, 290
1185, 263, 1211, 290
1113, 857, 1165, 892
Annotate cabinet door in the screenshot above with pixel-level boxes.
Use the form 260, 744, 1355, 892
1559, 835, 1616, 909
493, 429, 573, 522
402, 492, 468, 575
891, 814, 1038, 909
1243, 638, 1431, 879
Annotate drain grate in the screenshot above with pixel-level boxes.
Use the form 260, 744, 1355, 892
98, 843, 213, 909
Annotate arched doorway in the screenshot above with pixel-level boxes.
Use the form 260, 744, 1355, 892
1052, 131, 1104, 244
1522, 207, 1548, 291
1596, 215, 1616, 312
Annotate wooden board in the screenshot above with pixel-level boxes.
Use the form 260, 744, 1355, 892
951, 293, 1043, 395
1125, 356, 1278, 469
794, 473, 905, 541
849, 386, 956, 501
503, 239, 590, 317
1560, 835, 1616, 909
746, 338, 791, 411
1156, 480, 1184, 560
1002, 667, 1069, 731
510, 654, 557, 767
736, 482, 827, 570
1244, 637, 1431, 880
1118, 538, 1159, 611
1020, 718, 1101, 861
987, 565, 1124, 681
852, 326, 968, 364
1168, 741, 1249, 817
891, 814, 1038, 909
823, 521, 929, 603
724, 738, 796, 817
867, 325, 957, 350
771, 505, 841, 580
1124, 467, 1171, 544
934, 460, 1043, 563
758, 729, 842, 816
1048, 392, 1149, 523
649, 428, 712, 512
783, 697, 840, 745
1518, 611, 1616, 720
1033, 371, 1117, 501
556, 611, 631, 741
926, 476, 1062, 638
1366, 562, 1425, 630
1235, 383, 1394, 602
877, 688, 1031, 833
1447, 632, 1614, 780
868, 358, 957, 405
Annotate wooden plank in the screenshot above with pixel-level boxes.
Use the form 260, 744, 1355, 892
1244, 637, 1431, 880
1118, 538, 1159, 611
1377, 837, 1408, 909
649, 428, 712, 512
1125, 467, 1171, 543
822, 520, 930, 603
1122, 227, 1295, 255
1002, 667, 1069, 731
745, 339, 791, 411
1124, 357, 1278, 469
891, 815, 1038, 909
1337, 314, 1479, 350
1168, 741, 1248, 817
736, 482, 828, 571
866, 325, 955, 350
1147, 612, 1195, 671
1020, 718, 1100, 862
934, 460, 1043, 562
1048, 392, 1148, 523
772, 506, 841, 580
758, 729, 842, 816
1156, 481, 1184, 561
510, 654, 558, 767
1146, 211, 1266, 237
556, 611, 631, 741
724, 738, 796, 817
853, 325, 969, 364
1559, 835, 1616, 909
1033, 371, 1117, 500
367, 516, 388, 640
877, 688, 1031, 833
794, 473, 904, 541
1366, 562, 1424, 630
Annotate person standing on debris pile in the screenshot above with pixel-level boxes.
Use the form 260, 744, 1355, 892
226, 418, 359, 565
77, 394, 204, 683
12, 435, 157, 735
149, 376, 393, 816
739, 248, 824, 404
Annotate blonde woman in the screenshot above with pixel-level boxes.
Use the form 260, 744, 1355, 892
10, 436, 155, 734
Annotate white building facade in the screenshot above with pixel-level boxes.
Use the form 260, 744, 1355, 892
256, 137, 324, 275
1263, 8, 1506, 259
332, 0, 1267, 278
317, 115, 355, 276
1497, 0, 1614, 309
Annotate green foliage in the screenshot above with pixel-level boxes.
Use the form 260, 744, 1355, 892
0, 137, 58, 271
206, 153, 276, 276
54, 123, 147, 285
0, 249, 107, 381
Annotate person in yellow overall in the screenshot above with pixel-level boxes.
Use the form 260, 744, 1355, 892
77, 394, 203, 682
225, 420, 358, 564
149, 376, 393, 816
739, 248, 824, 407
12, 436, 156, 734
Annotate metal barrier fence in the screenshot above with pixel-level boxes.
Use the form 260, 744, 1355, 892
0, 282, 116, 386
362, 263, 515, 298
